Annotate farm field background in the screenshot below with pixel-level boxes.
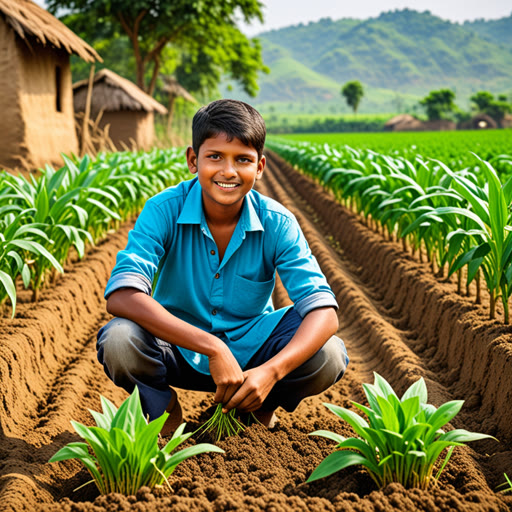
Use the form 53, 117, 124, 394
1, 132, 512, 510
277, 130, 512, 159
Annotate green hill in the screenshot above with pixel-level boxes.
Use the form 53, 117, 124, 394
463, 14, 512, 49
226, 9, 512, 113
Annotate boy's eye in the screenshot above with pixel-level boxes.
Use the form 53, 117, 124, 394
208, 154, 220, 160
238, 157, 252, 163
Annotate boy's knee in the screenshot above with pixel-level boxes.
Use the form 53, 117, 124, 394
300, 335, 349, 383
97, 318, 160, 377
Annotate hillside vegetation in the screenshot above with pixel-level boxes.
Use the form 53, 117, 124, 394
227, 9, 512, 113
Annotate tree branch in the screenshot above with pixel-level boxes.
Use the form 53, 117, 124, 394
147, 55, 161, 96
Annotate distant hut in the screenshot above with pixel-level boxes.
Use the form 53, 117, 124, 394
458, 113, 497, 130
423, 120, 456, 131
501, 114, 512, 129
0, 0, 100, 170
73, 69, 167, 151
162, 76, 196, 136
384, 114, 424, 132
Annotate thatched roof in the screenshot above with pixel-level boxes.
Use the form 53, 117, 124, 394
0, 0, 100, 63
73, 69, 167, 115
384, 114, 424, 132
162, 76, 196, 103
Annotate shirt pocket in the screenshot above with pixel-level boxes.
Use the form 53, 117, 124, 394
230, 274, 275, 317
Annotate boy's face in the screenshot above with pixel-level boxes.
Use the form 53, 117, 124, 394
186, 132, 265, 214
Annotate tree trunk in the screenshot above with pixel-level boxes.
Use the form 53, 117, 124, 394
166, 95, 176, 137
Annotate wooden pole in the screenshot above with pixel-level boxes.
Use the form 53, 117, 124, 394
81, 64, 95, 156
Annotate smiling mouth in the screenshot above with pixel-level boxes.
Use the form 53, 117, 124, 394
215, 181, 240, 189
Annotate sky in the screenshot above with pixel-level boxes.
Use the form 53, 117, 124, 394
34, 0, 512, 35
239, 0, 512, 35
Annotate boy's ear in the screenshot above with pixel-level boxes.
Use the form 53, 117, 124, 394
255, 155, 266, 180
186, 146, 198, 174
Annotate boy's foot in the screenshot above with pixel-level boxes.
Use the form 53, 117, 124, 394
160, 388, 183, 437
253, 409, 278, 428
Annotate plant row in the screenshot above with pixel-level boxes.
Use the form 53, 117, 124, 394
281, 129, 512, 168
0, 150, 189, 317
51, 374, 505, 496
266, 139, 512, 323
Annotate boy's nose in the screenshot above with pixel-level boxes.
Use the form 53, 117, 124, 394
221, 162, 238, 177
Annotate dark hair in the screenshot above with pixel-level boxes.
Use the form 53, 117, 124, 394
192, 99, 266, 160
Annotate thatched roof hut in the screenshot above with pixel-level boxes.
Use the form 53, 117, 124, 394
73, 69, 167, 151
384, 114, 424, 132
423, 120, 456, 131
161, 76, 196, 137
0, 0, 100, 170
458, 113, 498, 130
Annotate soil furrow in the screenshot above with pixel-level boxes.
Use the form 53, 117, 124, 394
0, 154, 510, 510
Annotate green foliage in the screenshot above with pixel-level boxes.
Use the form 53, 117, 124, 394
341, 81, 364, 114
470, 91, 512, 126
0, 149, 190, 317
498, 473, 512, 494
198, 404, 248, 442
420, 89, 456, 121
267, 135, 512, 323
49, 387, 223, 495
49, 0, 266, 97
308, 373, 494, 489
257, 9, 512, 104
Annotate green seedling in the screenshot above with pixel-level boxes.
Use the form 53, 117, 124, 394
49, 387, 223, 495
498, 473, 512, 494
197, 403, 259, 442
308, 372, 495, 490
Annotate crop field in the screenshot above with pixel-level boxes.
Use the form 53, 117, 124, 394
278, 129, 512, 161
1, 138, 512, 511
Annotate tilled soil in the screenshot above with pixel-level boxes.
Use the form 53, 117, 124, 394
1, 151, 511, 511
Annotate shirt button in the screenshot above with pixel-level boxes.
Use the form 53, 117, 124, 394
210, 250, 216, 255
215, 273, 220, 279
212, 309, 217, 316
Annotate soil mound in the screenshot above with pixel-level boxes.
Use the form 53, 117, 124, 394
0, 152, 511, 511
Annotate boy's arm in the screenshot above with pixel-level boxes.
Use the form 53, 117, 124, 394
107, 288, 245, 405
223, 306, 338, 412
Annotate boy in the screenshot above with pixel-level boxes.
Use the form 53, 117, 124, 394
97, 99, 348, 435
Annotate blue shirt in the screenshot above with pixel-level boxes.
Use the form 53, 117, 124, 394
105, 177, 338, 374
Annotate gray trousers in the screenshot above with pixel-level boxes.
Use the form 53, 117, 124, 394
97, 308, 349, 420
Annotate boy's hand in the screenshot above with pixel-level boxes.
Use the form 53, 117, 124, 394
222, 366, 278, 413
208, 341, 245, 407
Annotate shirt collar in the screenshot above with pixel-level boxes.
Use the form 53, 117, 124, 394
177, 177, 264, 233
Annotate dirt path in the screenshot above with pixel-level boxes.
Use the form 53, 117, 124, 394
0, 152, 511, 511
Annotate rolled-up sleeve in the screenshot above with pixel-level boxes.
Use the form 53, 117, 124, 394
105, 200, 169, 299
274, 215, 338, 317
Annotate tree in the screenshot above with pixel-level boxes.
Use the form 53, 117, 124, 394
341, 81, 364, 114
419, 89, 456, 120
470, 90, 512, 126
48, 0, 267, 97
470, 91, 494, 111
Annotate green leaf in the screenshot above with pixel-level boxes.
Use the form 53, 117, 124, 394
309, 430, 346, 444
0, 270, 16, 317
401, 378, 428, 404
307, 451, 371, 482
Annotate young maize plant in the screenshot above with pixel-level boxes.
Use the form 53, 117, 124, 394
402, 157, 512, 323
49, 387, 223, 495
267, 139, 512, 323
0, 149, 190, 317
308, 373, 495, 490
